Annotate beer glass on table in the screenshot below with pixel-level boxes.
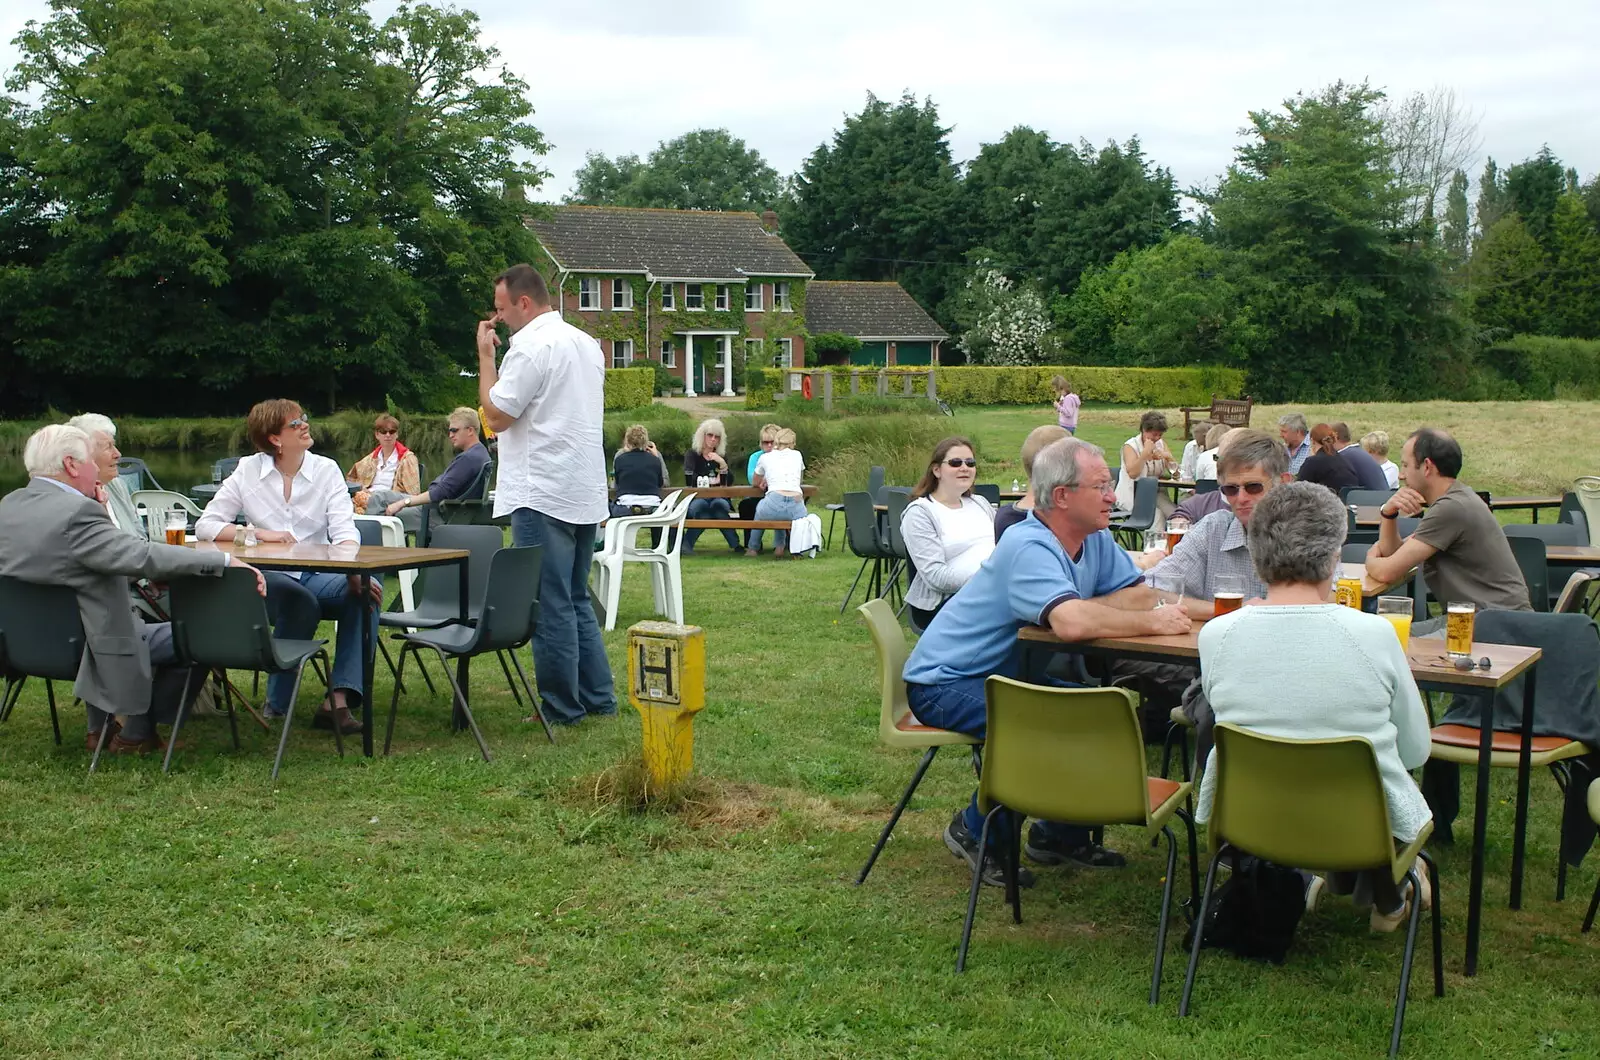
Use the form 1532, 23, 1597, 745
1446, 601, 1476, 657
1376, 595, 1413, 650
1213, 575, 1244, 618
1148, 572, 1184, 612
164, 509, 187, 546
1165, 517, 1189, 555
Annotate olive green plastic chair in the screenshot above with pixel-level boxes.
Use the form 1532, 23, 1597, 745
854, 598, 981, 884
957, 676, 1197, 1007
1179, 724, 1442, 1058
1582, 782, 1600, 932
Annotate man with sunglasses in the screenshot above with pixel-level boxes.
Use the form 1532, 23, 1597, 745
383, 408, 490, 532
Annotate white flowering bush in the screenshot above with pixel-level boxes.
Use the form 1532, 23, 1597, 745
955, 264, 1050, 366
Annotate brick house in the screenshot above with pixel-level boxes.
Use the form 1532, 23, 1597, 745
805, 281, 948, 366
527, 206, 813, 397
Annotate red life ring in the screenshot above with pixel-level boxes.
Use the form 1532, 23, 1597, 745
801, 375, 814, 400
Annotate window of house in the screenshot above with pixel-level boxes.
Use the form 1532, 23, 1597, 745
611, 338, 633, 369
744, 338, 763, 364
660, 339, 675, 367
773, 282, 791, 311
715, 285, 729, 311
685, 283, 704, 310
714, 339, 728, 368
578, 277, 599, 310
775, 337, 793, 367
661, 283, 675, 311
611, 278, 632, 310
745, 283, 763, 311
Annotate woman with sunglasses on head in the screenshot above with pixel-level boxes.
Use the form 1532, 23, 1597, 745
196, 399, 378, 735
682, 417, 743, 554
348, 413, 420, 518
900, 437, 995, 630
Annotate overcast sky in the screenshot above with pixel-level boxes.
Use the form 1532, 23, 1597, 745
4, 0, 1597, 205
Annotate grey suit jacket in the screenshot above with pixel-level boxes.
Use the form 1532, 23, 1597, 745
0, 477, 226, 714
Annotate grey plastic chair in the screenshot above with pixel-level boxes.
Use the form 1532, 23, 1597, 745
1194, 479, 1219, 494
972, 483, 1001, 505
436, 458, 496, 526
385, 545, 548, 760
116, 457, 162, 493
0, 576, 85, 747
867, 465, 887, 504
840, 492, 891, 614
882, 488, 913, 609
1111, 477, 1159, 548
1346, 488, 1398, 509
1505, 535, 1550, 613
166, 567, 331, 781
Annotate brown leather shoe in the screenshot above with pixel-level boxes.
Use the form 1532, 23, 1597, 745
312, 706, 362, 735
85, 721, 122, 752
106, 732, 189, 756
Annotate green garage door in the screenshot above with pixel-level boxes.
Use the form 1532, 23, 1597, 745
851, 341, 887, 365
895, 342, 932, 365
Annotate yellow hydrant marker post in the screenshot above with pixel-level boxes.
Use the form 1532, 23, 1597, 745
626, 621, 706, 788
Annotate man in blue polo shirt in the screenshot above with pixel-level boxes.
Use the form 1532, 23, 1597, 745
904, 437, 1193, 887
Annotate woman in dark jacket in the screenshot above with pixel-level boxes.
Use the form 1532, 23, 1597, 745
682, 417, 743, 554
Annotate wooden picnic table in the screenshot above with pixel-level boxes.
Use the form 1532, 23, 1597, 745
610, 485, 816, 501
1019, 616, 1542, 978
188, 540, 471, 757
1544, 545, 1600, 566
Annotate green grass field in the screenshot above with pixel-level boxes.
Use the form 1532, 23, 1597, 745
2, 400, 1598, 1056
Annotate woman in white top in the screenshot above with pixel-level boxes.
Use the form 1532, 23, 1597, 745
196, 399, 375, 734
1362, 430, 1401, 489
749, 427, 807, 556
900, 437, 995, 629
1196, 481, 1432, 931
1193, 423, 1232, 482
1179, 419, 1213, 482
1115, 410, 1177, 519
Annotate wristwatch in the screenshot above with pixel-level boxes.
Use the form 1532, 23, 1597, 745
1380, 507, 1399, 520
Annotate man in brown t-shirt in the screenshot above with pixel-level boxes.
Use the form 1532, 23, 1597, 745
1364, 427, 1531, 612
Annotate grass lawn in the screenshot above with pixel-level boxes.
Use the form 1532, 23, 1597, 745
1, 534, 1597, 1056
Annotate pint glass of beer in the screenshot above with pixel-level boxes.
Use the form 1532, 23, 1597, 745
1213, 575, 1244, 617
164, 510, 187, 546
1165, 517, 1189, 555
1446, 601, 1476, 657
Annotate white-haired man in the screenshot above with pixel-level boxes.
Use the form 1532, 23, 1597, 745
64, 412, 145, 538
0, 425, 264, 754
1278, 412, 1311, 475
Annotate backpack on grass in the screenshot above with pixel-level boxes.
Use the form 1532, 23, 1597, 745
1182, 856, 1305, 964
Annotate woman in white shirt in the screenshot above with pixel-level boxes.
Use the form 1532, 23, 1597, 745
749, 427, 807, 556
1193, 423, 1232, 482
1196, 482, 1432, 932
196, 399, 375, 735
1362, 430, 1401, 489
1115, 410, 1177, 520
900, 437, 995, 629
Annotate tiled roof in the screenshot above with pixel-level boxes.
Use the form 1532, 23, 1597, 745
528, 206, 813, 279
804, 281, 948, 340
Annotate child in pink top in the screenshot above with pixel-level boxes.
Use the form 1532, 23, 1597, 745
1051, 375, 1080, 434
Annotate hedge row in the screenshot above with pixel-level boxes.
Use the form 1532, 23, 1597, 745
603, 367, 654, 410
744, 365, 1248, 409
1480, 336, 1600, 399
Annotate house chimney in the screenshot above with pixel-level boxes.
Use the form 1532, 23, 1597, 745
760, 209, 780, 233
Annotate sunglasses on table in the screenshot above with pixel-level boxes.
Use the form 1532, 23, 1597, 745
1219, 482, 1267, 497
944, 458, 978, 468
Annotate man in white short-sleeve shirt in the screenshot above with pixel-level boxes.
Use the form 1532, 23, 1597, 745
478, 264, 615, 725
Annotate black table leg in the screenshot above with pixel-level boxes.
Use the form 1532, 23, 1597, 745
361, 573, 374, 757
454, 557, 469, 731
1509, 666, 1538, 910
1465, 684, 1494, 977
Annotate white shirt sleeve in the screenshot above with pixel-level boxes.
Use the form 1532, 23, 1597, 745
489, 346, 542, 420
195, 465, 245, 541
322, 461, 359, 544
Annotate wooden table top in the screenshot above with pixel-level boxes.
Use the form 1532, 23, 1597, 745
1354, 500, 1564, 526
612, 485, 816, 500
1020, 620, 1540, 690
189, 540, 469, 572
1545, 544, 1600, 564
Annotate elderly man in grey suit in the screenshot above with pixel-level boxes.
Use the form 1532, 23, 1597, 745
0, 425, 264, 754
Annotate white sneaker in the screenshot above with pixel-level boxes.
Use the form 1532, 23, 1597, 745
1305, 874, 1327, 914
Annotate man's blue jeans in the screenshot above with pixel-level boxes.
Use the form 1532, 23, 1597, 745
264, 571, 378, 715
906, 675, 1092, 851
510, 508, 616, 725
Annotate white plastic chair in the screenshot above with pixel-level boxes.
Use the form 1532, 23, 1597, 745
131, 488, 204, 524
590, 491, 693, 631
354, 515, 417, 613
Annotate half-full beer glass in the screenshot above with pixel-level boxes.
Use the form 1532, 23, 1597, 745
164, 510, 187, 546
1446, 601, 1476, 657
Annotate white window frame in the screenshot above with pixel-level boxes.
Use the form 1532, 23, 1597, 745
611, 338, 633, 369
744, 337, 763, 364
578, 277, 599, 310
611, 278, 632, 310
715, 284, 730, 311
661, 284, 675, 311
660, 339, 676, 368
775, 337, 793, 367
773, 281, 791, 312
714, 337, 729, 369
685, 283, 704, 311
745, 283, 763, 311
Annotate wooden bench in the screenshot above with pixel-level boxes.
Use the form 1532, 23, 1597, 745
1179, 395, 1253, 440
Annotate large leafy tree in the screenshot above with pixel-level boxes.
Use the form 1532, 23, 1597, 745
1546, 191, 1600, 338
781, 92, 962, 317
0, 0, 546, 415
567, 129, 779, 212
1466, 214, 1547, 337
1207, 81, 1459, 400
1503, 147, 1567, 248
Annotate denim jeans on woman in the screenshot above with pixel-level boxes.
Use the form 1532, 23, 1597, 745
906, 674, 1092, 851
263, 570, 379, 716
751, 493, 808, 550
683, 497, 740, 551
510, 507, 616, 725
